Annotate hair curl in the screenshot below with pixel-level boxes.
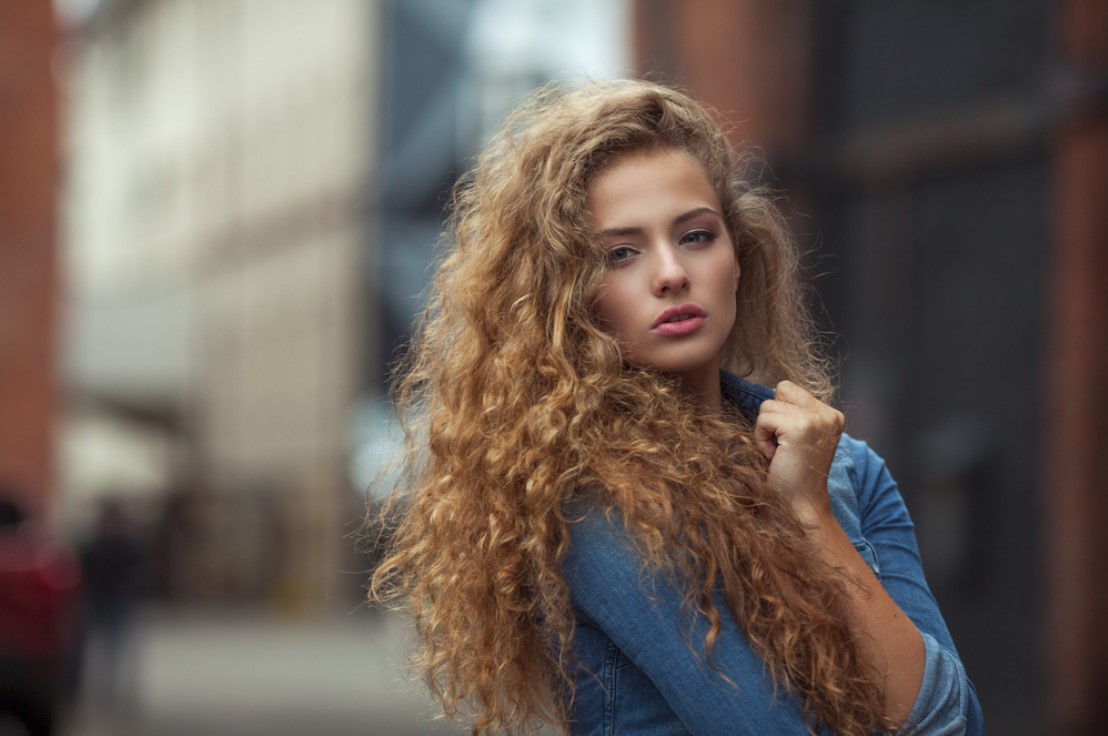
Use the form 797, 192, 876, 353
370, 80, 893, 735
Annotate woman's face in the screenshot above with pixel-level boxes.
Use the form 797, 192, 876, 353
589, 148, 739, 395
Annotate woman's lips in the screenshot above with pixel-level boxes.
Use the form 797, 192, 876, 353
654, 316, 706, 336
652, 304, 707, 336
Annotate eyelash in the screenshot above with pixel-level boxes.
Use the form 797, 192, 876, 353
606, 246, 637, 264
680, 229, 716, 246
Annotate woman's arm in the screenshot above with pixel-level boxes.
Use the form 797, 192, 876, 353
844, 433, 984, 735
755, 381, 981, 733
798, 500, 927, 721
755, 381, 925, 723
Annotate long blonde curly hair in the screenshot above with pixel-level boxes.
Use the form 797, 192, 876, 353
370, 80, 893, 735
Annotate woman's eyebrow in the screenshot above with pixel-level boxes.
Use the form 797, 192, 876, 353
596, 225, 642, 238
673, 206, 720, 226
596, 207, 721, 238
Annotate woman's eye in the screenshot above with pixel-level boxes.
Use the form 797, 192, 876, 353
606, 246, 636, 264
680, 230, 715, 246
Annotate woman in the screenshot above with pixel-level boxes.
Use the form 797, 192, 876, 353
370, 80, 982, 735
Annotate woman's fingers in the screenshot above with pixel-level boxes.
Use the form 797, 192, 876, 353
754, 411, 779, 460
755, 381, 844, 508
760, 382, 843, 448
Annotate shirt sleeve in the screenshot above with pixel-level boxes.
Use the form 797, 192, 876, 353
563, 503, 820, 735
843, 435, 985, 736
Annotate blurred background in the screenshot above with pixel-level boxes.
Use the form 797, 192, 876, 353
1, 0, 1105, 734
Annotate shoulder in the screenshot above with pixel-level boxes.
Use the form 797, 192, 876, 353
832, 433, 913, 530
560, 500, 685, 639
836, 433, 886, 482
562, 501, 645, 591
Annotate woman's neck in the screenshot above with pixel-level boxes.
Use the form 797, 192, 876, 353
672, 360, 723, 413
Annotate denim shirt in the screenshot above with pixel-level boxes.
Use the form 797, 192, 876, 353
562, 373, 983, 735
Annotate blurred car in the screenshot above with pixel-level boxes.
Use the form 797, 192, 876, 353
0, 496, 83, 736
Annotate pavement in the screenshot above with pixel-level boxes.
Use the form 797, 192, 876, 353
60, 605, 469, 736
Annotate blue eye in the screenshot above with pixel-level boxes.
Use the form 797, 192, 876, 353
680, 230, 715, 246
607, 246, 636, 264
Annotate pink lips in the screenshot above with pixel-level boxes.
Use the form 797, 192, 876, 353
652, 303, 707, 336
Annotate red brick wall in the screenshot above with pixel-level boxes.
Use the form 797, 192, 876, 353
632, 0, 813, 153
1046, 1, 1108, 730
0, 4, 59, 515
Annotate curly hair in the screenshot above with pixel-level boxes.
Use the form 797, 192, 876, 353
369, 80, 894, 735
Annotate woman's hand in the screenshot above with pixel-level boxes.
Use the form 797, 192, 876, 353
756, 381, 927, 724
754, 380, 844, 521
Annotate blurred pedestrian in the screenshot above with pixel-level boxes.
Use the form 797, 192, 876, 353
80, 499, 144, 712
370, 80, 982, 735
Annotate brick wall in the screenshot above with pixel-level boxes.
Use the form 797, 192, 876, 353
0, 3, 59, 515
632, 0, 813, 153
1046, 0, 1108, 729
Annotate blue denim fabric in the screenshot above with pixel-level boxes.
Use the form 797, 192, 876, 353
561, 373, 984, 735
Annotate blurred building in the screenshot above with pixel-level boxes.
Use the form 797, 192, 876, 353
0, 4, 60, 517
59, 0, 377, 606
631, 0, 1107, 733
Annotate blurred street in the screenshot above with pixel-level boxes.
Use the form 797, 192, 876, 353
63, 607, 465, 736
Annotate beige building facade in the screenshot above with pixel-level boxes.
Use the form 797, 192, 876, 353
60, 0, 378, 606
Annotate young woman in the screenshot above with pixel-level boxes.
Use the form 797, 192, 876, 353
370, 80, 982, 735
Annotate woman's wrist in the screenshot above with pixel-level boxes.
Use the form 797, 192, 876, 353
790, 488, 835, 528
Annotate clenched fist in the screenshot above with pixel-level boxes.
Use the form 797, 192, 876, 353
754, 380, 844, 522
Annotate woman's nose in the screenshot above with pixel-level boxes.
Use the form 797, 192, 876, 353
652, 247, 690, 295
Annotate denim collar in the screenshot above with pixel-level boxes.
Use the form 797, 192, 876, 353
719, 371, 774, 425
